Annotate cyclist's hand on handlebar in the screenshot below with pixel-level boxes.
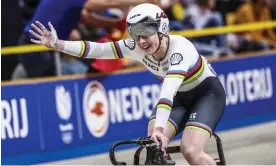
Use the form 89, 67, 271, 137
28, 21, 59, 49
151, 127, 169, 149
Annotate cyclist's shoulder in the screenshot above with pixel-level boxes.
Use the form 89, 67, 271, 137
117, 38, 137, 51
169, 35, 195, 49
169, 35, 190, 42
168, 35, 198, 58
115, 38, 143, 60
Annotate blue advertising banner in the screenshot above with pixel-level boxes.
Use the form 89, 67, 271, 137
212, 54, 275, 130
2, 53, 276, 164
1, 84, 41, 155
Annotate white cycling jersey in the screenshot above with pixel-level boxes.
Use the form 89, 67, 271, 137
62, 35, 216, 129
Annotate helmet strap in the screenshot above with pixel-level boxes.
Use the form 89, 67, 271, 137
155, 32, 163, 53
152, 33, 167, 63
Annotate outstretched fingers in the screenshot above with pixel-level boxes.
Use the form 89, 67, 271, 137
29, 29, 41, 40
30, 39, 42, 45
35, 21, 48, 32
31, 23, 43, 35
48, 22, 56, 33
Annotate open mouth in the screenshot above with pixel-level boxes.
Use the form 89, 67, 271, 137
142, 45, 151, 50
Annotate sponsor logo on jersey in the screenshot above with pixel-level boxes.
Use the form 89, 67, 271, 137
145, 56, 158, 65
162, 66, 169, 72
142, 56, 159, 71
170, 53, 183, 65
162, 59, 169, 66
123, 38, 136, 50
55, 85, 74, 144
189, 113, 197, 120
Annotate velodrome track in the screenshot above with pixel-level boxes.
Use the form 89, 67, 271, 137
43, 121, 276, 165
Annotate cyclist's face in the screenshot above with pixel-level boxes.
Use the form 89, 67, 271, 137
135, 34, 159, 55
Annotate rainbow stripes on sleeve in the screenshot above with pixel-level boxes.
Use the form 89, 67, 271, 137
79, 41, 90, 58
157, 98, 173, 111
110, 41, 124, 59
182, 55, 204, 85
165, 70, 186, 79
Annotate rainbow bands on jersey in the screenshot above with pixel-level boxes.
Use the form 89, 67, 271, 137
185, 122, 212, 137
110, 42, 124, 59
165, 70, 186, 79
149, 115, 179, 135
157, 98, 173, 111
79, 41, 90, 58
182, 55, 204, 85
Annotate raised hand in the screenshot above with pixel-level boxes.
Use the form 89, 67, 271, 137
29, 21, 58, 49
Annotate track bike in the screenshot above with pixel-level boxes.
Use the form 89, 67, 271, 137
109, 133, 226, 165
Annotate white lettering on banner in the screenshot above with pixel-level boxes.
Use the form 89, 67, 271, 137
131, 87, 143, 120
151, 84, 160, 107
83, 81, 161, 138
142, 85, 153, 119
121, 88, 132, 122
236, 72, 245, 103
109, 90, 123, 123
109, 84, 161, 124
265, 68, 273, 98
226, 72, 239, 105
1, 98, 29, 140
218, 67, 273, 105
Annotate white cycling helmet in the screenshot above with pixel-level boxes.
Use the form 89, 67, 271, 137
126, 3, 169, 40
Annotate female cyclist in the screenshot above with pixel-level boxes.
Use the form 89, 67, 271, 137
29, 3, 226, 165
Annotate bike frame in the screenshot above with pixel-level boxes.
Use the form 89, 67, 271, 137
109, 133, 226, 165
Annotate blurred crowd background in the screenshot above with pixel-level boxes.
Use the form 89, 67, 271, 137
2, 0, 276, 81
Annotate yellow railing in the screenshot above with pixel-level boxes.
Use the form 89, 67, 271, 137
1, 21, 276, 56
170, 21, 276, 37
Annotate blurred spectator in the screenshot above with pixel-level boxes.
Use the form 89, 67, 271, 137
12, 38, 55, 80
227, 0, 276, 53
2, 0, 24, 81
183, 0, 231, 56
60, 29, 90, 75
13, 0, 86, 80
89, 34, 125, 73
19, 0, 41, 25
270, 0, 276, 20
214, 0, 245, 24
12, 0, 162, 80
270, 0, 276, 34
163, 0, 186, 30
182, 0, 196, 7
88, 8, 127, 73
5, 0, 276, 81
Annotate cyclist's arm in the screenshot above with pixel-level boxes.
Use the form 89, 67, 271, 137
154, 42, 198, 130
83, 0, 160, 10
81, 9, 122, 28
57, 38, 135, 59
